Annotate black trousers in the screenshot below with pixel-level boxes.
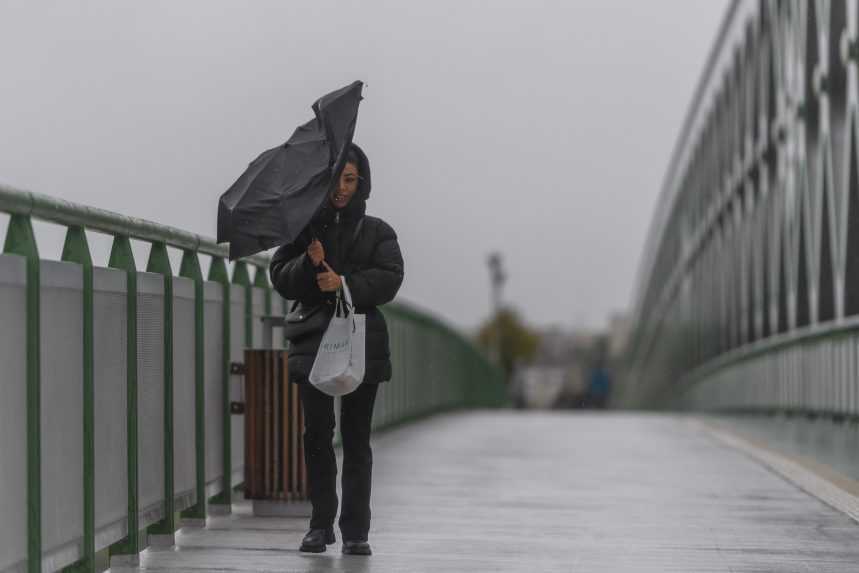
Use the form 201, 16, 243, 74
298, 382, 379, 541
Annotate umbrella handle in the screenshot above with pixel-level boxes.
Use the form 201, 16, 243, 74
316, 259, 337, 274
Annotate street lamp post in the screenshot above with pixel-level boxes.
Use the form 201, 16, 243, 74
487, 252, 506, 364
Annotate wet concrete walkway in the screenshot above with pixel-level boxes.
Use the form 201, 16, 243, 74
126, 412, 859, 572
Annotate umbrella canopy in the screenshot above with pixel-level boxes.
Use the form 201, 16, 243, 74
217, 81, 364, 260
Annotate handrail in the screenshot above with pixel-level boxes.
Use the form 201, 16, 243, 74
0, 183, 270, 267
681, 315, 859, 388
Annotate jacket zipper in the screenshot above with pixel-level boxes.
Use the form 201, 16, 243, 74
334, 211, 341, 269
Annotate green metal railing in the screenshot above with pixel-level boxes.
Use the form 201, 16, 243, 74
618, 1, 859, 422
0, 183, 506, 573
1, 184, 269, 572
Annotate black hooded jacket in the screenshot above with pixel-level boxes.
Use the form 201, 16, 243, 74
269, 144, 404, 384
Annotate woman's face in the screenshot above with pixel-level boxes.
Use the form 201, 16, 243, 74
331, 162, 360, 209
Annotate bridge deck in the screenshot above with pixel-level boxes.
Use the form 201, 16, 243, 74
125, 412, 859, 572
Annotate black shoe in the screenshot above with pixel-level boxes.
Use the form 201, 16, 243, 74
342, 540, 372, 555
299, 528, 336, 553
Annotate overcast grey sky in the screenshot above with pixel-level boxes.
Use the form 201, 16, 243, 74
0, 0, 729, 331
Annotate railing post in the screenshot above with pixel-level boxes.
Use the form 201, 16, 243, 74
179, 250, 206, 525
207, 257, 232, 512
146, 242, 175, 544
3, 214, 41, 573
255, 265, 272, 316
107, 235, 139, 565
59, 226, 95, 573
234, 261, 252, 350
253, 266, 272, 351
232, 261, 251, 494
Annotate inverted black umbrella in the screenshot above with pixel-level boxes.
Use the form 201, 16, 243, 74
217, 80, 364, 260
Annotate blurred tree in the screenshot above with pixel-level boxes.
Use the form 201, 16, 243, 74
476, 306, 540, 380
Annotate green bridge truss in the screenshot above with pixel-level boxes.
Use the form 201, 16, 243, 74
620, 0, 859, 417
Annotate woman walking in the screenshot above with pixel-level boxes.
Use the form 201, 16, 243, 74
269, 144, 404, 555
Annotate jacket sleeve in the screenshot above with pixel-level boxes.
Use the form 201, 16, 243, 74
269, 239, 318, 301
347, 221, 404, 308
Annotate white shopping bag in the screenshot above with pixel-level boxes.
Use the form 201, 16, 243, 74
308, 277, 366, 396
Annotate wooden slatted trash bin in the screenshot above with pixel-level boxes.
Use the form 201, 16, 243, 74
244, 316, 311, 517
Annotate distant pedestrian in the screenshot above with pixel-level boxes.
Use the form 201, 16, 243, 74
587, 366, 610, 409
270, 143, 404, 555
